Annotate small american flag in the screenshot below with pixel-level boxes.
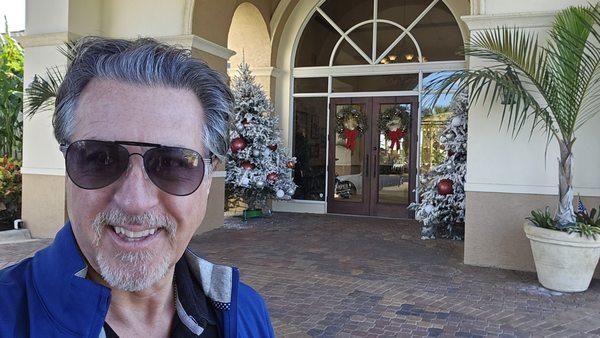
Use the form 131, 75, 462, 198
578, 195, 587, 215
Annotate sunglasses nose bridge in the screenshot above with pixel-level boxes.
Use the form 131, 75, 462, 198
125, 152, 150, 181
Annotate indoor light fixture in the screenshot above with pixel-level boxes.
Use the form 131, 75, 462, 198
388, 54, 397, 61
404, 53, 414, 61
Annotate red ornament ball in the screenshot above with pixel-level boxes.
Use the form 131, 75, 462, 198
267, 144, 278, 151
287, 161, 296, 169
267, 172, 278, 182
437, 179, 454, 195
240, 161, 255, 170
230, 137, 247, 153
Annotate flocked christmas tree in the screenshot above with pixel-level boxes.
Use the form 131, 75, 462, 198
225, 62, 297, 213
409, 92, 468, 240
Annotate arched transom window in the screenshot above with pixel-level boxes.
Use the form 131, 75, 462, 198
295, 0, 464, 67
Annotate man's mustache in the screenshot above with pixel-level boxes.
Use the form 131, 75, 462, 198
91, 208, 178, 245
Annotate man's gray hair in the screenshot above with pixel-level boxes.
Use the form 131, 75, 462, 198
54, 36, 233, 161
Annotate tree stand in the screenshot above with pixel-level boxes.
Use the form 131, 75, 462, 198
242, 208, 272, 221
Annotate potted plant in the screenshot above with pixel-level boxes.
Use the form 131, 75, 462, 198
525, 206, 600, 292
428, 5, 600, 291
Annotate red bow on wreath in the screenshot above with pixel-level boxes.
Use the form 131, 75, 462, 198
386, 129, 405, 150
343, 128, 359, 151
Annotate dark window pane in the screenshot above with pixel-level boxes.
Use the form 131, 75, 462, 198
320, 0, 373, 32
410, 1, 463, 61
332, 40, 368, 66
294, 78, 328, 93
347, 23, 373, 59
332, 74, 418, 92
376, 23, 404, 61
293, 97, 327, 200
295, 14, 340, 67
379, 0, 424, 28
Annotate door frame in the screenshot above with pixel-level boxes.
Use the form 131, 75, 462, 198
326, 96, 418, 218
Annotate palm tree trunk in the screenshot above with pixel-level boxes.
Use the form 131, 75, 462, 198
556, 141, 575, 227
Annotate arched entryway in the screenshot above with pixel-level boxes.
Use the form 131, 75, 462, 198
275, 0, 468, 218
227, 2, 274, 97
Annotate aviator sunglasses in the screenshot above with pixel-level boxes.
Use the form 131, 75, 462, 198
60, 140, 212, 196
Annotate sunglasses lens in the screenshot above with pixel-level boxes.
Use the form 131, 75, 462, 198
66, 140, 129, 189
144, 147, 204, 196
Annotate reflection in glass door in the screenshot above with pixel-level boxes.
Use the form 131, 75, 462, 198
376, 103, 411, 204
328, 98, 371, 215
370, 97, 417, 218
327, 96, 417, 218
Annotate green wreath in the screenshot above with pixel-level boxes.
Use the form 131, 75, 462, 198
378, 105, 410, 132
335, 105, 368, 136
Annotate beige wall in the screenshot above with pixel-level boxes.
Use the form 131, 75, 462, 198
196, 176, 225, 235
21, 174, 66, 238
481, 0, 592, 15
465, 192, 600, 278
101, 0, 189, 38
228, 2, 271, 69
191, 0, 277, 47
191, 49, 227, 75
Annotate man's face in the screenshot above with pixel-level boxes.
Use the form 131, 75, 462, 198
66, 78, 212, 291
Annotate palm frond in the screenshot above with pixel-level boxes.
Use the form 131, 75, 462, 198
544, 5, 600, 143
426, 26, 561, 140
24, 66, 64, 118
427, 5, 600, 149
57, 40, 78, 62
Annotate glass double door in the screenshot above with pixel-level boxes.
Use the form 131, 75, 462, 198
327, 96, 417, 218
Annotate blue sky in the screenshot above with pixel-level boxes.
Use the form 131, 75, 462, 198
0, 0, 25, 32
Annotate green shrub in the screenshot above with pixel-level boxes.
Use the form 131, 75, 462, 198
0, 155, 21, 228
0, 29, 24, 159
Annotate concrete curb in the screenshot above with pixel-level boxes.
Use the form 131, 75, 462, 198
0, 229, 32, 244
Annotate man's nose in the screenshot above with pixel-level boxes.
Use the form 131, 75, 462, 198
112, 154, 159, 215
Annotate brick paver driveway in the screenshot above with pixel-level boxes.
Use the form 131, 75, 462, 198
3, 213, 600, 337
192, 213, 600, 337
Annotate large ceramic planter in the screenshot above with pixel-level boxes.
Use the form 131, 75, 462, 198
523, 223, 600, 292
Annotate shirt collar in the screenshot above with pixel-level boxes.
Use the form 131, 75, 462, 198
174, 257, 218, 331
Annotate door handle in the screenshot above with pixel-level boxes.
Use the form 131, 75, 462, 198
373, 155, 377, 177
364, 154, 369, 177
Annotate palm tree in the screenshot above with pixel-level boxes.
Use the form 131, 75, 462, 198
428, 5, 600, 227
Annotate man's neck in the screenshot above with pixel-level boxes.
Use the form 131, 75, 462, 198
88, 268, 177, 338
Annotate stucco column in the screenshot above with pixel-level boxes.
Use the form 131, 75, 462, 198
19, 0, 81, 238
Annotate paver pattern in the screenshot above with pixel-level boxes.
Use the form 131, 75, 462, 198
2, 213, 600, 337
192, 213, 600, 337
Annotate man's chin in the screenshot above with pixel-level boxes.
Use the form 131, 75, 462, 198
95, 250, 171, 292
